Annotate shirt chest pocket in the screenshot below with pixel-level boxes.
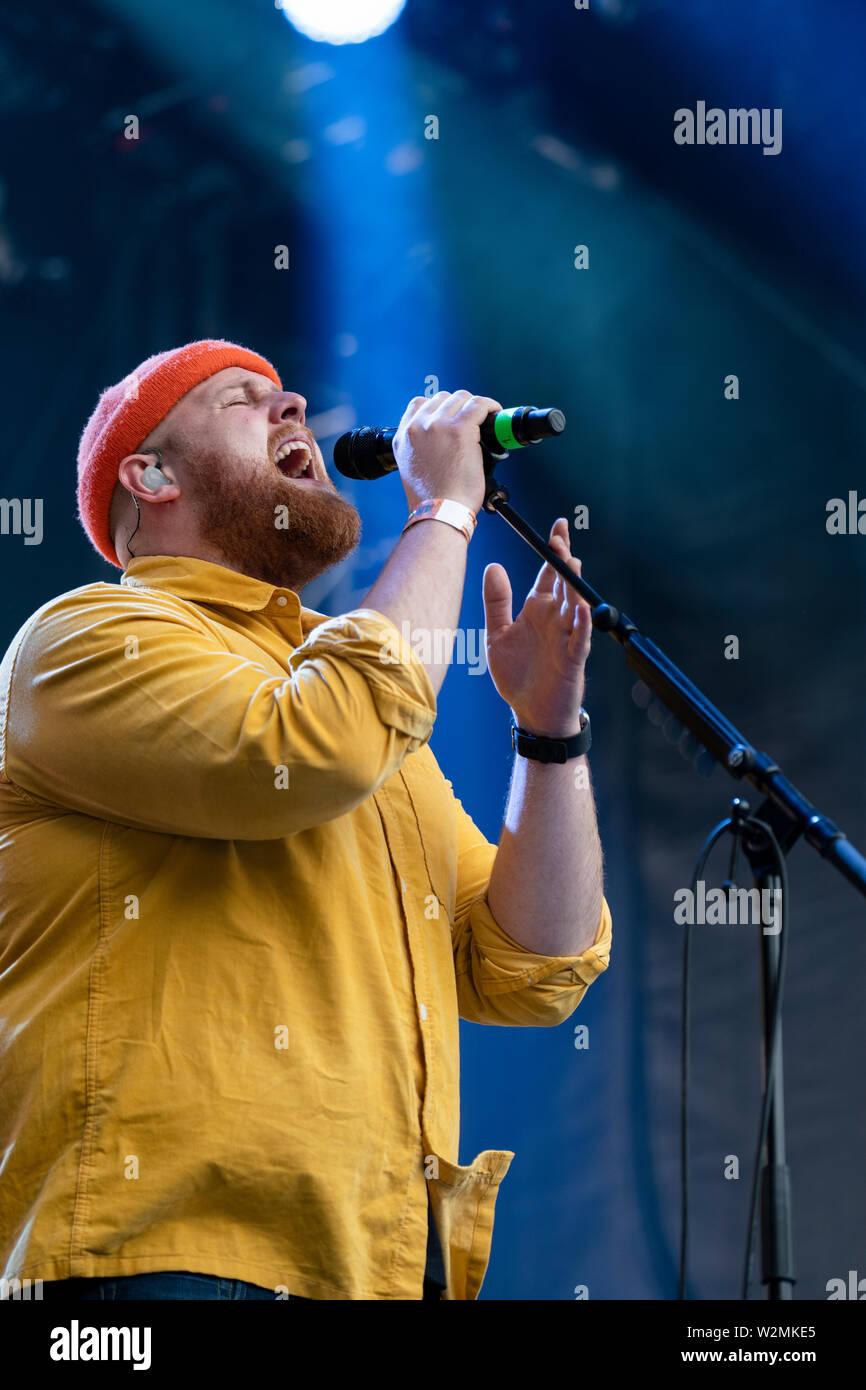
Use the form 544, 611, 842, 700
397, 746, 459, 922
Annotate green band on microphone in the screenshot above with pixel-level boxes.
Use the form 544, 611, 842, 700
493, 408, 523, 450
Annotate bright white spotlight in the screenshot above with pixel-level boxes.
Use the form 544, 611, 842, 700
278, 0, 406, 45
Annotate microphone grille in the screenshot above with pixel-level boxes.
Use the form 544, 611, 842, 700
333, 426, 395, 480
333, 427, 375, 480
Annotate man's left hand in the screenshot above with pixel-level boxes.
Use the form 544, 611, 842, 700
482, 517, 592, 738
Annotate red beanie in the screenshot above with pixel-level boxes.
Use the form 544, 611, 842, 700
77, 339, 282, 569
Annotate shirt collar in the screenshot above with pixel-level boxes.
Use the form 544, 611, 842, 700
120, 554, 310, 621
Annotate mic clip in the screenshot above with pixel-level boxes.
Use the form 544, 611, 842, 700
481, 459, 509, 513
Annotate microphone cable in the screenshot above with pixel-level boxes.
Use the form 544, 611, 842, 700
678, 807, 790, 1301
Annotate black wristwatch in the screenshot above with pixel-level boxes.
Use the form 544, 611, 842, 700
511, 708, 591, 763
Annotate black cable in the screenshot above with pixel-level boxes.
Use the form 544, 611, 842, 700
677, 811, 791, 1302
740, 820, 790, 1301
126, 498, 142, 557
125, 448, 162, 559
679, 815, 733, 1300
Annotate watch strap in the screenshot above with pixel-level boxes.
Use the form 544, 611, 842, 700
511, 710, 591, 763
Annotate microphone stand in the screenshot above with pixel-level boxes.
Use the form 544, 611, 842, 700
480, 457, 866, 1301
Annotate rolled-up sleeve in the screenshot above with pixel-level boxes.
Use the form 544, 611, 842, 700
2, 593, 436, 840
450, 793, 612, 1027
455, 893, 612, 1027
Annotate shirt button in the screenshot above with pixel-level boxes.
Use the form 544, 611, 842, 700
419, 1003, 427, 1021
276, 595, 288, 607
400, 877, 407, 892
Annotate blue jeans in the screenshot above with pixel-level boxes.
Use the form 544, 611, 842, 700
42, 1269, 444, 1300
42, 1270, 306, 1300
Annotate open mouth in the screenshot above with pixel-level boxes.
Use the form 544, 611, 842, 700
274, 438, 314, 480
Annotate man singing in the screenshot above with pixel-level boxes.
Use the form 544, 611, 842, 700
0, 339, 611, 1301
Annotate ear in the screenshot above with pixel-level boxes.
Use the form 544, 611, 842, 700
117, 452, 181, 505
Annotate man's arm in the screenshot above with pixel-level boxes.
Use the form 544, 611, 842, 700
446, 762, 610, 1029
1, 592, 436, 840
361, 519, 470, 696
482, 518, 605, 958
361, 389, 500, 695
487, 752, 604, 959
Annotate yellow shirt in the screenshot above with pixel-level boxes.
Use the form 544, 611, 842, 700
0, 554, 612, 1300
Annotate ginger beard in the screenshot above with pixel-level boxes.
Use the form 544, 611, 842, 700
187, 439, 362, 591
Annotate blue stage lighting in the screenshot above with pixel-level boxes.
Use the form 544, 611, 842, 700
278, 0, 406, 45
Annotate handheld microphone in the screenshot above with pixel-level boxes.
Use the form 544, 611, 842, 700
333, 406, 566, 481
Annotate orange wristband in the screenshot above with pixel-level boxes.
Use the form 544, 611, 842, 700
402, 498, 477, 543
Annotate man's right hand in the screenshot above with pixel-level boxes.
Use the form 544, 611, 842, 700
392, 390, 503, 515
